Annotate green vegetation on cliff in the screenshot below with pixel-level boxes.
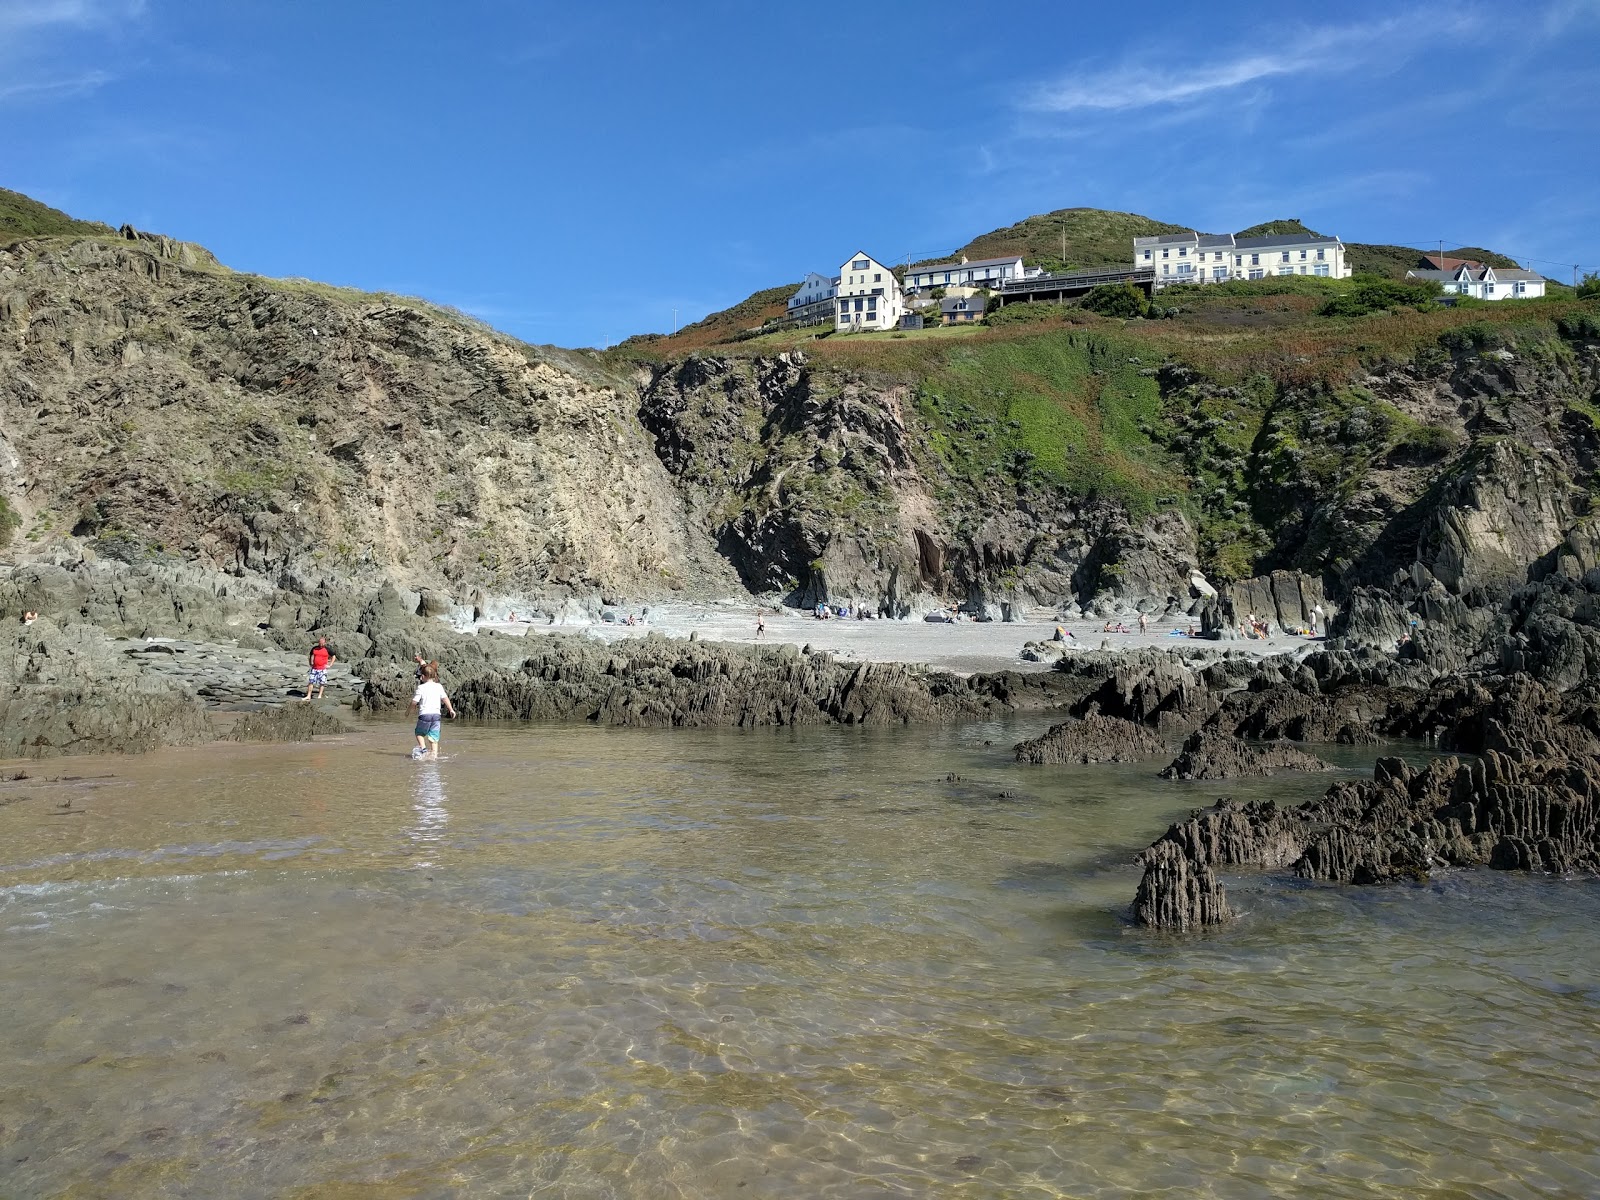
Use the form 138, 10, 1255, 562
0, 187, 113, 245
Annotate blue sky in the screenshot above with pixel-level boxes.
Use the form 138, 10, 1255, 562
5, 0, 1599, 347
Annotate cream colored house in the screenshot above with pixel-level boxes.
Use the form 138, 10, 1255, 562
835, 251, 905, 331
1133, 231, 1352, 285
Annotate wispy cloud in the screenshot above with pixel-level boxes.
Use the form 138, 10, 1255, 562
0, 0, 145, 105
1022, 11, 1483, 113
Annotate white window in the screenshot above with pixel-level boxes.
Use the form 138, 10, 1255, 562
1142, 250, 1151, 260
1250, 253, 1260, 265
853, 259, 869, 271
1278, 266, 1293, 275
1316, 248, 1325, 260
874, 273, 881, 282
1314, 264, 1330, 277
1487, 283, 1495, 294
1179, 246, 1187, 256
1235, 255, 1242, 266
1248, 269, 1264, 280
1299, 250, 1307, 260
1163, 264, 1170, 275
1280, 252, 1290, 262
1213, 266, 1227, 280
1298, 266, 1306, 274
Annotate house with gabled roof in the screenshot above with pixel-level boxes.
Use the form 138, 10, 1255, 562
904, 254, 1025, 293
786, 271, 839, 323
1406, 263, 1546, 300
1132, 230, 1352, 285
835, 251, 905, 332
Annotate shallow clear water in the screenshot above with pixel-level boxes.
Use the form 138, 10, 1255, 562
1, 720, 1597, 1198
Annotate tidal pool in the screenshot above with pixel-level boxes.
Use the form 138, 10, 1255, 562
1, 720, 1597, 1197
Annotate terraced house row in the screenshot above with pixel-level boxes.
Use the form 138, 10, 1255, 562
1133, 230, 1354, 283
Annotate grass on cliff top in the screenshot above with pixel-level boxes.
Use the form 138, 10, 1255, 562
946, 207, 1187, 274
0, 187, 114, 245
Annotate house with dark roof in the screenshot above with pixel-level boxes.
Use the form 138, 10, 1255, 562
1132, 231, 1352, 286
1406, 263, 1546, 300
905, 255, 1024, 293
939, 295, 984, 325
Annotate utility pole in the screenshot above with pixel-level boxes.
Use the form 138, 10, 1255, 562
672, 308, 678, 335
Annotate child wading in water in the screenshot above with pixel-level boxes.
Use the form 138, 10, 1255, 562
408, 662, 457, 760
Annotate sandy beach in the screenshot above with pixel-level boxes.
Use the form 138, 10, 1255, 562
466, 601, 1321, 675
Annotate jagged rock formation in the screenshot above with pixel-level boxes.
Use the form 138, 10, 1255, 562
357, 632, 1065, 728
1132, 840, 1232, 931
1132, 670, 1600, 927
0, 618, 212, 757
1014, 714, 1167, 764
1158, 729, 1332, 780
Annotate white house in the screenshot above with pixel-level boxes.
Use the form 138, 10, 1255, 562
786, 271, 838, 321
1133, 231, 1352, 285
1406, 264, 1547, 300
904, 254, 1025, 293
835, 251, 905, 332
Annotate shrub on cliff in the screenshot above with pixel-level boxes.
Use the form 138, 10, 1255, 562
1081, 282, 1149, 319
0, 497, 18, 549
1318, 275, 1439, 317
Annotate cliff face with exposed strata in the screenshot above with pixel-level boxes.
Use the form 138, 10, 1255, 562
4, 224, 1600, 635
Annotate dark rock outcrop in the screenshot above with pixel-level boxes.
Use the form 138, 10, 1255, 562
1014, 714, 1166, 764
1132, 840, 1232, 931
0, 619, 212, 757
357, 633, 1062, 728
1133, 674, 1600, 928
1159, 729, 1333, 780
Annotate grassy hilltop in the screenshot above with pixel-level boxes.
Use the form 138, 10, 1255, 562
0, 187, 114, 245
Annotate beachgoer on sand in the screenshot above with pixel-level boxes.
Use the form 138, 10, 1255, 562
756, 609, 766, 638
1138, 612, 1149, 634
303, 636, 336, 701
409, 662, 457, 761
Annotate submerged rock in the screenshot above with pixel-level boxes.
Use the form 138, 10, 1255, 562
1014, 714, 1166, 765
1159, 729, 1332, 781
226, 704, 351, 743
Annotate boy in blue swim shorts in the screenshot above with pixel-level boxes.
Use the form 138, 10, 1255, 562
407, 662, 457, 760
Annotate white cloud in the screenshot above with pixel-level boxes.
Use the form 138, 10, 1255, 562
1022, 11, 1483, 113
0, 0, 145, 103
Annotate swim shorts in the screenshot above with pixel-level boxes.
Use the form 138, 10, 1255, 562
415, 714, 441, 741
308, 668, 328, 687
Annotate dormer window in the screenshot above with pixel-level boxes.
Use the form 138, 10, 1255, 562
853, 259, 869, 271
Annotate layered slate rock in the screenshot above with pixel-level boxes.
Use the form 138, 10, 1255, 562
1133, 695, 1600, 928
1014, 714, 1166, 765
1132, 840, 1232, 931
1159, 729, 1332, 781
0, 619, 212, 757
357, 633, 1045, 728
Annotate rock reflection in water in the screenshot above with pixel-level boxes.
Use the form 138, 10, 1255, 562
0, 721, 1596, 1198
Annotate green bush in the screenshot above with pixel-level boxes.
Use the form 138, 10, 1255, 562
0, 496, 18, 549
1438, 322, 1505, 353
1577, 273, 1600, 301
1557, 310, 1600, 340
1318, 274, 1439, 317
1081, 282, 1148, 319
